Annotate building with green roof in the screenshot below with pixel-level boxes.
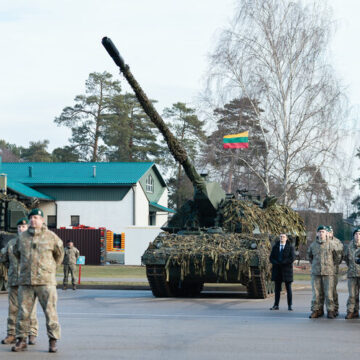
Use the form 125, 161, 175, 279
0, 161, 174, 234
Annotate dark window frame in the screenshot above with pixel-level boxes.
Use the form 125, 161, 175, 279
71, 215, 80, 227
149, 211, 156, 226
47, 215, 57, 228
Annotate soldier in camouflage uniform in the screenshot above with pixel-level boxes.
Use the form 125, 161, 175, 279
63, 241, 80, 290
344, 227, 360, 319
0, 218, 38, 346
11, 209, 64, 353
307, 225, 339, 319
318, 226, 343, 317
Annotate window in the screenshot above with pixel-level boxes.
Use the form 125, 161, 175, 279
149, 211, 156, 226
146, 174, 154, 193
71, 215, 80, 227
47, 215, 57, 228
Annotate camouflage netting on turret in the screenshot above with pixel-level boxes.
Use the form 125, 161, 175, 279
217, 199, 306, 243
144, 233, 272, 282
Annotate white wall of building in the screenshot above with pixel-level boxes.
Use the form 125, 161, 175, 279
134, 183, 149, 226
56, 189, 134, 234
124, 226, 162, 265
156, 188, 169, 226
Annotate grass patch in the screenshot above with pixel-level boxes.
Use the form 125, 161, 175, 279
56, 265, 146, 278
293, 273, 311, 281
75, 281, 149, 286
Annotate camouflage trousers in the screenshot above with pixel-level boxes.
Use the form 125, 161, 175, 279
319, 275, 339, 312
0, 264, 8, 291
311, 275, 335, 312
7, 286, 38, 337
346, 277, 360, 313
63, 264, 77, 285
16, 285, 61, 340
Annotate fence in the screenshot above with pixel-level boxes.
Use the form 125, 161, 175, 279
52, 229, 101, 265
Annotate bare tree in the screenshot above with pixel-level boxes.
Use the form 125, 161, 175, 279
206, 0, 344, 205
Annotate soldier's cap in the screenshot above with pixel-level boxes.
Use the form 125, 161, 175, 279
28, 208, 44, 218
317, 225, 327, 232
353, 227, 360, 236
16, 217, 29, 226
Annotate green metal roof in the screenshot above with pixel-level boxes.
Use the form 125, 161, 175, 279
0, 162, 161, 186
149, 201, 175, 213
7, 180, 53, 200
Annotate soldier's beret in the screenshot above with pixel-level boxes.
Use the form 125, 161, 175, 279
327, 226, 333, 232
28, 208, 44, 218
16, 217, 29, 226
317, 225, 327, 232
353, 227, 360, 236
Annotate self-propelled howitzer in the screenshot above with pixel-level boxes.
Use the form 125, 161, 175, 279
102, 37, 305, 298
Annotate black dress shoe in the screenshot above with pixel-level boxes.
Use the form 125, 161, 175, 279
288, 306, 293, 311
270, 305, 279, 310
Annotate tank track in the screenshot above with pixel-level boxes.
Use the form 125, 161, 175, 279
146, 265, 204, 297
246, 267, 274, 299
146, 265, 172, 297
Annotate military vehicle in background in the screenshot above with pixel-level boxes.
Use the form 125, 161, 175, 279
102, 37, 306, 298
0, 176, 30, 290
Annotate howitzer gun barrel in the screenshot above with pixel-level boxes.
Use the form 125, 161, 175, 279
102, 36, 204, 190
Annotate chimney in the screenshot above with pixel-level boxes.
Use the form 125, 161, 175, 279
92, 165, 96, 178
29, 166, 33, 177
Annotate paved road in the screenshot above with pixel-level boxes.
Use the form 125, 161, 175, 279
0, 281, 359, 360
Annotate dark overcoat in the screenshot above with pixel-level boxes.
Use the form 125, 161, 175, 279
269, 241, 295, 283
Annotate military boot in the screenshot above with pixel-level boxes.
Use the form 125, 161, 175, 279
353, 310, 359, 318
318, 308, 324, 317
345, 312, 356, 319
11, 338, 27, 352
49, 338, 57, 353
72, 284, 76, 290
28, 335, 37, 345
309, 310, 321, 319
1, 335, 16, 344
63, 285, 67, 290
334, 309, 339, 317
327, 311, 335, 319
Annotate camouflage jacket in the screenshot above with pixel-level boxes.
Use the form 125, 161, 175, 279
14, 224, 64, 286
307, 238, 339, 276
0, 237, 19, 287
344, 240, 360, 278
63, 246, 80, 265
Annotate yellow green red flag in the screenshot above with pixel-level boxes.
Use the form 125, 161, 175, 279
223, 131, 249, 149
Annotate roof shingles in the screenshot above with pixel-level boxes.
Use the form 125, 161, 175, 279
0, 162, 155, 185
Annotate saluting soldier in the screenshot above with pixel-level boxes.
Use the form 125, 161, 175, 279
63, 241, 80, 290
0, 218, 38, 346
307, 225, 339, 319
344, 227, 360, 319
11, 209, 64, 353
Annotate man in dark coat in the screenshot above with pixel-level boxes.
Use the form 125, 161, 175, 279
269, 233, 295, 311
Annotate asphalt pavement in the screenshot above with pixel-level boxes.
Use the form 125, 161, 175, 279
0, 280, 359, 360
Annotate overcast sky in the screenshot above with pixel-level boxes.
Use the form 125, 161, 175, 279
0, 0, 359, 154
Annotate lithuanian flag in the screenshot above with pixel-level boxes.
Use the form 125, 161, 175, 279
223, 131, 249, 149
